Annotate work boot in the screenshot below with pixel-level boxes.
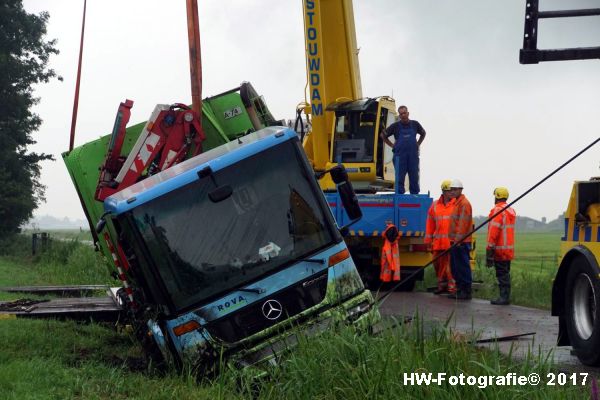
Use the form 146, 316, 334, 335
447, 288, 470, 300
434, 286, 448, 295
490, 287, 510, 305
464, 286, 472, 300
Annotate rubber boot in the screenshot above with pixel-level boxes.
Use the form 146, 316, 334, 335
434, 285, 448, 295
447, 287, 470, 300
464, 286, 472, 300
491, 287, 510, 305
446, 289, 459, 299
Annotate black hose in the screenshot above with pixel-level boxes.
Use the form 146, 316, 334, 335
376, 135, 600, 307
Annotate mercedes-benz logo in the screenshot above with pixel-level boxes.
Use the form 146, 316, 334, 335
261, 299, 283, 320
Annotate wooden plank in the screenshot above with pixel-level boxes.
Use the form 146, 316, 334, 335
0, 285, 109, 296
0, 296, 122, 322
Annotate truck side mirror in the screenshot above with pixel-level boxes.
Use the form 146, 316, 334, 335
209, 185, 233, 203
95, 218, 107, 234
329, 165, 349, 184
330, 165, 362, 224
95, 211, 111, 234
338, 181, 362, 221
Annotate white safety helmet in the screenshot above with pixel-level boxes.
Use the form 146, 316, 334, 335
450, 179, 463, 189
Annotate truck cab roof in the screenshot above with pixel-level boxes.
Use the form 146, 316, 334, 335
104, 126, 296, 215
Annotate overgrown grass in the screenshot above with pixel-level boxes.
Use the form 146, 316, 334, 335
0, 316, 587, 399
420, 232, 561, 309
0, 319, 226, 400
238, 320, 587, 399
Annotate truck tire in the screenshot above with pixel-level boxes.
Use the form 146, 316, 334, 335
565, 256, 600, 366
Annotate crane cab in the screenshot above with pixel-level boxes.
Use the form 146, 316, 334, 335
320, 97, 397, 192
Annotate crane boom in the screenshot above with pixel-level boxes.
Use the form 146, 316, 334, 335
302, 0, 362, 171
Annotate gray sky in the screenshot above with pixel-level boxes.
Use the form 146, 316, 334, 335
23, 0, 600, 221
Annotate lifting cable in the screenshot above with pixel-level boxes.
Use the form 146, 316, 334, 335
376, 135, 600, 307
69, 0, 87, 151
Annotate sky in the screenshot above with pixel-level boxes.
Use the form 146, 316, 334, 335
22, 0, 600, 221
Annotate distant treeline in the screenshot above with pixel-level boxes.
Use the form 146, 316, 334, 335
474, 214, 564, 232
23, 215, 89, 230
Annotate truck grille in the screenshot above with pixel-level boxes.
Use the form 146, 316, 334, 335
202, 271, 328, 343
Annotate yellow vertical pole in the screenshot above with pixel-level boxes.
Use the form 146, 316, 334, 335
302, 0, 362, 171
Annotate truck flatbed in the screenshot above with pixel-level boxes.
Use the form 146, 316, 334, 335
326, 192, 431, 236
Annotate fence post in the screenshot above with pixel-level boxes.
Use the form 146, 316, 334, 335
32, 233, 38, 255
31, 232, 50, 255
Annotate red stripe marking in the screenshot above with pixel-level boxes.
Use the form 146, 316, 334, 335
116, 243, 131, 271
398, 203, 421, 208
358, 203, 394, 207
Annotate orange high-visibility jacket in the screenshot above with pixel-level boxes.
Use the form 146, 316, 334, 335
425, 196, 455, 250
380, 224, 401, 282
487, 201, 516, 261
449, 194, 473, 244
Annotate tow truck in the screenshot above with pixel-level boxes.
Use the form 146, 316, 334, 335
519, 0, 600, 366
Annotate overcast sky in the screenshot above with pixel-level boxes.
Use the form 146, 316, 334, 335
23, 0, 600, 221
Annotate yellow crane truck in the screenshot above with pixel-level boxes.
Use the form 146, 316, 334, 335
299, 0, 433, 290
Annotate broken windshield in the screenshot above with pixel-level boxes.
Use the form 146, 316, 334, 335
123, 140, 339, 311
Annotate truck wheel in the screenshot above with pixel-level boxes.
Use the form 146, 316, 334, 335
565, 256, 600, 366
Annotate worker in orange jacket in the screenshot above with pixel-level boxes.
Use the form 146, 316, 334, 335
487, 187, 516, 305
447, 179, 473, 300
380, 223, 401, 282
425, 180, 456, 294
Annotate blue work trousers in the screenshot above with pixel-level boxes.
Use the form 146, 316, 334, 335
393, 150, 420, 194
450, 243, 472, 290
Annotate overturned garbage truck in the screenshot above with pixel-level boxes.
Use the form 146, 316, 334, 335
63, 84, 378, 373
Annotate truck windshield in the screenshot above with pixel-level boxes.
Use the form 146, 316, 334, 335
125, 140, 337, 311
333, 111, 376, 163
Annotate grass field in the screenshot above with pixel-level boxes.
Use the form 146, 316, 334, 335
0, 234, 110, 292
21, 228, 93, 242
0, 231, 590, 399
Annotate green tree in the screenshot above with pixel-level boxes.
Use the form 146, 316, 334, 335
0, 0, 60, 239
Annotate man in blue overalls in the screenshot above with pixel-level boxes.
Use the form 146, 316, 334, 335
380, 105, 426, 194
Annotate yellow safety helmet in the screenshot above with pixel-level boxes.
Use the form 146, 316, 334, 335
494, 187, 509, 200
441, 179, 452, 191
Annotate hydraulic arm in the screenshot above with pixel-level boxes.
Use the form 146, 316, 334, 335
95, 103, 205, 201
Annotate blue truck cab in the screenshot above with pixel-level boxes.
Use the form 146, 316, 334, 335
102, 126, 378, 371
